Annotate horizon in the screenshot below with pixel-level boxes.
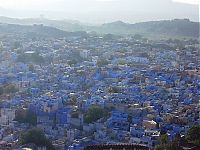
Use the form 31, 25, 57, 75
0, 0, 199, 150
0, 0, 199, 24
0, 15, 199, 26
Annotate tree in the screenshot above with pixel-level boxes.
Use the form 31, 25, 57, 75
0, 86, 3, 95
117, 49, 127, 53
28, 64, 35, 72
155, 126, 200, 149
13, 41, 21, 49
19, 128, 54, 150
70, 95, 77, 105
186, 125, 200, 145
97, 58, 109, 67
170, 133, 182, 150
160, 134, 169, 145
133, 34, 142, 40
68, 59, 77, 66
15, 108, 37, 126
154, 145, 164, 150
108, 86, 122, 93
0, 85, 18, 95
17, 52, 45, 64
4, 84, 18, 94
84, 105, 104, 124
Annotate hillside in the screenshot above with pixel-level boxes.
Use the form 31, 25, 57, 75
0, 17, 199, 38
0, 16, 84, 32
0, 23, 87, 38
95, 19, 199, 38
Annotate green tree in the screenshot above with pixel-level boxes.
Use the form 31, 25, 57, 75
97, 58, 109, 67
0, 86, 3, 95
160, 134, 169, 145
13, 41, 21, 49
134, 34, 142, 40
169, 134, 182, 150
15, 108, 37, 126
68, 59, 77, 66
19, 128, 54, 150
117, 49, 127, 53
84, 105, 104, 123
155, 145, 164, 150
108, 86, 122, 93
155, 126, 200, 149
70, 95, 77, 105
4, 84, 18, 94
186, 125, 200, 145
17, 52, 44, 64
28, 64, 35, 72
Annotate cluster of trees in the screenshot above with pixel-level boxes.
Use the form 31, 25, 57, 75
68, 59, 78, 66
12, 41, 22, 49
14, 108, 37, 126
84, 105, 105, 124
19, 128, 54, 150
0, 84, 19, 95
28, 64, 35, 72
108, 86, 123, 93
97, 58, 110, 67
66, 49, 84, 66
17, 52, 44, 64
186, 126, 200, 145
155, 126, 200, 150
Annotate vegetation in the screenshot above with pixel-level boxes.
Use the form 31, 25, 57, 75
97, 58, 110, 67
28, 64, 35, 72
84, 105, 104, 124
0, 18, 198, 39
155, 126, 200, 150
13, 41, 22, 49
117, 49, 128, 53
186, 125, 200, 145
155, 134, 182, 150
96, 19, 199, 38
68, 59, 78, 66
0, 84, 19, 95
70, 95, 77, 104
0, 87, 3, 95
15, 108, 37, 126
17, 52, 45, 64
133, 34, 142, 40
5, 84, 19, 93
108, 86, 122, 93
19, 128, 54, 150
160, 134, 169, 145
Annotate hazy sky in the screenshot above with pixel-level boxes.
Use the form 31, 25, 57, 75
0, 0, 199, 23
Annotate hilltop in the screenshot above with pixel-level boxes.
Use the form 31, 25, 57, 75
0, 16, 199, 38
95, 19, 199, 38
0, 23, 87, 38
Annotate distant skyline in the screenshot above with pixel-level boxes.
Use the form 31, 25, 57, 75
0, 0, 199, 24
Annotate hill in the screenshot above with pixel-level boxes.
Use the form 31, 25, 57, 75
0, 16, 84, 32
0, 23, 87, 38
95, 19, 199, 38
0, 17, 199, 38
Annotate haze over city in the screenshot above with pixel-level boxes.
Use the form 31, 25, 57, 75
0, 0, 199, 24
0, 0, 199, 150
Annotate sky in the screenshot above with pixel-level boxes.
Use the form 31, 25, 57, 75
0, 0, 199, 24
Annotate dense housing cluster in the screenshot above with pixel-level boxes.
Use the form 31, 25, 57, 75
0, 29, 199, 149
